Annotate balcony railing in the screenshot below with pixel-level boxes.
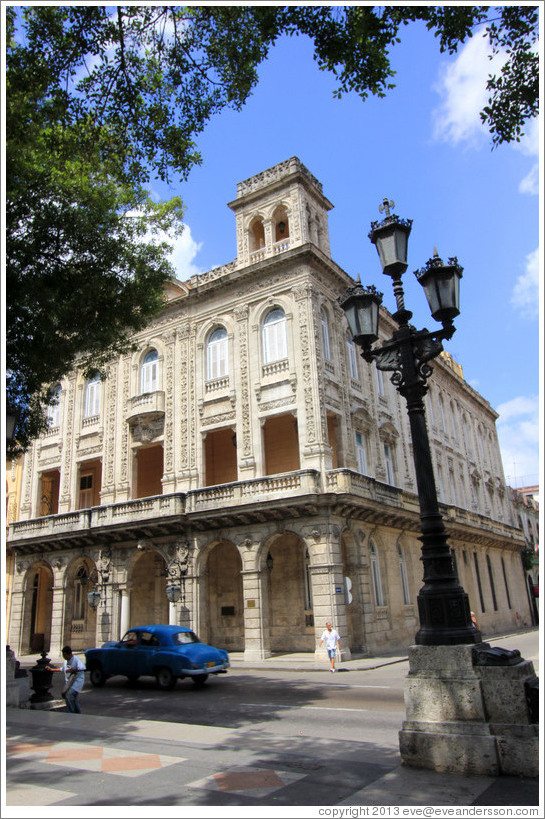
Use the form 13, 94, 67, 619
8, 468, 517, 545
189, 470, 321, 511
126, 391, 165, 424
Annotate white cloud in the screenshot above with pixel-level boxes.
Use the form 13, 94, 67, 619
432, 33, 506, 148
128, 210, 204, 281
518, 164, 539, 195
496, 394, 540, 487
432, 36, 539, 193
511, 248, 540, 319
163, 224, 204, 281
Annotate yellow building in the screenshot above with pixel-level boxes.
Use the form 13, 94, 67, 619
5, 456, 24, 645
7, 158, 532, 659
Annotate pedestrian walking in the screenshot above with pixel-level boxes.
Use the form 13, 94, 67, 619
319, 622, 341, 672
47, 646, 86, 713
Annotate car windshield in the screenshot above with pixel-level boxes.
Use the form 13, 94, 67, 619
172, 631, 200, 645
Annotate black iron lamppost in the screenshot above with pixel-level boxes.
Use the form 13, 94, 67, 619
164, 542, 190, 604
339, 198, 479, 646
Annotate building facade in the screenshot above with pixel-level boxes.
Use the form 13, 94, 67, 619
509, 485, 539, 624
7, 157, 532, 659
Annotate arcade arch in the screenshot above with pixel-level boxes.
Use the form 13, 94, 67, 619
22, 562, 54, 653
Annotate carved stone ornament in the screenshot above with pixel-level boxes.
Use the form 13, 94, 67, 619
97, 548, 112, 582
174, 540, 190, 571
132, 419, 164, 442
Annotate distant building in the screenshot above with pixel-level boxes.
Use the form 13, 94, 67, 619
7, 158, 532, 659
509, 485, 539, 623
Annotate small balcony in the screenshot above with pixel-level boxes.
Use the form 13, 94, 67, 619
126, 391, 165, 425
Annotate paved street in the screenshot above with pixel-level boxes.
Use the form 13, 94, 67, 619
5, 629, 541, 812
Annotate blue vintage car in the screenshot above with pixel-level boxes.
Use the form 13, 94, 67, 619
85, 624, 230, 690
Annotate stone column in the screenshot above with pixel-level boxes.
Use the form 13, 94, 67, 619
49, 576, 66, 655
310, 561, 351, 661
9, 585, 25, 656
162, 330, 177, 493
234, 305, 256, 479
119, 587, 130, 637
58, 375, 76, 513
241, 569, 271, 661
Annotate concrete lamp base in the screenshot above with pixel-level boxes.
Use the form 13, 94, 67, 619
399, 643, 539, 778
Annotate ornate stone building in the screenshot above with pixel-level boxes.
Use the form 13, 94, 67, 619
7, 157, 532, 659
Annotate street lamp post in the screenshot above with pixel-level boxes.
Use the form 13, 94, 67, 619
164, 541, 190, 606
79, 568, 103, 608
339, 199, 479, 646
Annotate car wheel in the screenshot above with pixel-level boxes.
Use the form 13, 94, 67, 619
192, 674, 208, 687
89, 665, 106, 687
156, 667, 176, 691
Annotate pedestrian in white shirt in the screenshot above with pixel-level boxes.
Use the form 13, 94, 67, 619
47, 646, 86, 713
319, 622, 341, 672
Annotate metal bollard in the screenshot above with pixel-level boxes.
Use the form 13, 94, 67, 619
30, 650, 54, 703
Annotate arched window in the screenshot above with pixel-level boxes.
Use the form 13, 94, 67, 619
439, 394, 446, 432
450, 401, 458, 439
398, 544, 411, 604
262, 307, 287, 364
501, 557, 512, 609
274, 206, 290, 243
347, 335, 359, 379
74, 566, 87, 620
321, 309, 331, 360
383, 443, 396, 485
370, 542, 384, 606
206, 327, 228, 381
84, 373, 101, 418
140, 349, 158, 393
448, 469, 457, 505
375, 364, 385, 396
304, 549, 313, 613
249, 218, 265, 253
355, 431, 368, 475
46, 385, 62, 428
477, 423, 486, 462
486, 554, 498, 611
427, 388, 435, 424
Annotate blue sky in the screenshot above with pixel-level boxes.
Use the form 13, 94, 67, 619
154, 14, 541, 491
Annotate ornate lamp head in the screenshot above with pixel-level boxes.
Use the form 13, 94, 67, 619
415, 249, 463, 326
369, 199, 413, 278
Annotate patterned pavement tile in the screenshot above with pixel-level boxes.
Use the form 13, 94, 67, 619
7, 739, 55, 756
188, 765, 307, 798
6, 784, 77, 806
6, 737, 185, 778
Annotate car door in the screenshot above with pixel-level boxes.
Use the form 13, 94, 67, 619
133, 631, 160, 676
109, 630, 139, 677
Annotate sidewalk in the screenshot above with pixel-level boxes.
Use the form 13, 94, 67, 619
5, 706, 539, 810
19, 646, 410, 672
19, 626, 539, 674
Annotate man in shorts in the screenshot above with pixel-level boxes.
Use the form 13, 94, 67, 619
319, 622, 341, 672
